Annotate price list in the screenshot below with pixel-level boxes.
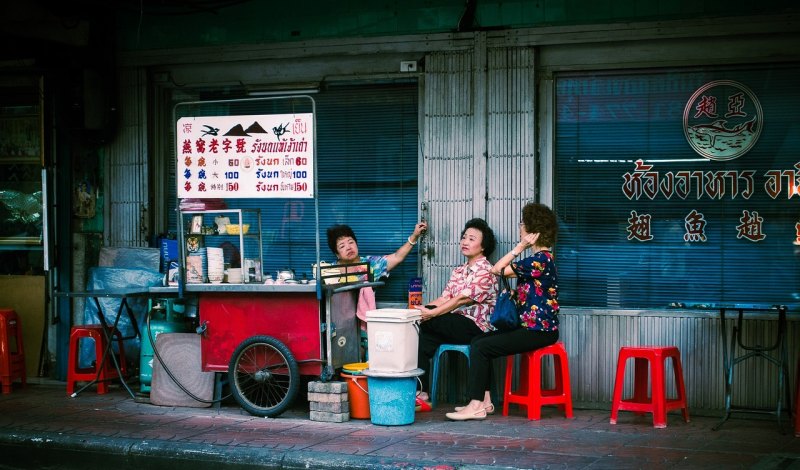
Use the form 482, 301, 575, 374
176, 113, 314, 198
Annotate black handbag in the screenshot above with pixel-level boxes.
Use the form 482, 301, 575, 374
490, 275, 520, 331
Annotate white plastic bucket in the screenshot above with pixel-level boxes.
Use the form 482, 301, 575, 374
366, 309, 421, 373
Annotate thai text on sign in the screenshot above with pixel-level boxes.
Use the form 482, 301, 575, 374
621, 159, 800, 201
620, 159, 800, 244
176, 114, 314, 198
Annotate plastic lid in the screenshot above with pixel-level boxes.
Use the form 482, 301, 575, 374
342, 362, 368, 373
365, 308, 421, 321
362, 368, 424, 378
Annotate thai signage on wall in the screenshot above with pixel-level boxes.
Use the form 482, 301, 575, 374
620, 79, 798, 245
176, 113, 314, 198
554, 65, 799, 308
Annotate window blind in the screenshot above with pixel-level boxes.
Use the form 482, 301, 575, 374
554, 65, 799, 309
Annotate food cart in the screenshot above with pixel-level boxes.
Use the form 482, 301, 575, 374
171, 96, 375, 417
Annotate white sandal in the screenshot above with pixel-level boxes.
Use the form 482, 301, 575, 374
454, 403, 494, 414
446, 407, 488, 421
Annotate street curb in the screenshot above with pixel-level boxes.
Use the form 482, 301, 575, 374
0, 429, 515, 469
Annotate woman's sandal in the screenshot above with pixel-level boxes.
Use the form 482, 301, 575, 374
445, 407, 487, 421
454, 403, 495, 414
415, 397, 433, 412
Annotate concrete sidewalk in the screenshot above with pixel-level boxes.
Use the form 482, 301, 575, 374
0, 380, 798, 469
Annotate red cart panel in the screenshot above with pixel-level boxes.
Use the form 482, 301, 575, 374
199, 292, 322, 375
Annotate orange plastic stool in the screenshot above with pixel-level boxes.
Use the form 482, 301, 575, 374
610, 346, 689, 428
0, 308, 26, 394
502, 341, 574, 420
66, 324, 127, 396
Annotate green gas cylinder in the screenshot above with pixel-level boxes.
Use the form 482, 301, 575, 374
139, 299, 194, 393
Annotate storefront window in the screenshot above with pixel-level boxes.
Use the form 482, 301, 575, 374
0, 77, 44, 275
554, 65, 799, 308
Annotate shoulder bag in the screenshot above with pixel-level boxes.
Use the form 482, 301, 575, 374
490, 275, 520, 331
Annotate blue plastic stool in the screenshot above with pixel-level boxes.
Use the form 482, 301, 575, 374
430, 344, 470, 407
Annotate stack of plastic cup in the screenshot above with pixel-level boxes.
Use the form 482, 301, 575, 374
207, 247, 224, 283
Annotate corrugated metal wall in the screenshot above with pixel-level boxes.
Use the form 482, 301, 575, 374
422, 42, 543, 406
560, 309, 799, 415
421, 49, 479, 296
106, 68, 149, 247
429, 309, 799, 413
421, 41, 538, 294
485, 45, 537, 259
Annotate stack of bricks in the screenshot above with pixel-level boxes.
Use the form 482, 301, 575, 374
308, 381, 349, 422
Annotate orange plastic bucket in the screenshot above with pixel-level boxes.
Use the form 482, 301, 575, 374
341, 372, 370, 419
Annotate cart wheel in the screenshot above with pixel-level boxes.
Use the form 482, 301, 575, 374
228, 335, 299, 417
319, 364, 334, 382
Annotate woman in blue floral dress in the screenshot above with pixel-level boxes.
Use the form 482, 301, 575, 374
446, 202, 560, 421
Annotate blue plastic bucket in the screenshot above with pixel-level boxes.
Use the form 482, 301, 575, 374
362, 368, 423, 426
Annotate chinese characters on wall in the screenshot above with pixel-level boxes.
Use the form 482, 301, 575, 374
622, 79, 798, 245
622, 159, 800, 243
176, 114, 314, 198
683, 80, 762, 161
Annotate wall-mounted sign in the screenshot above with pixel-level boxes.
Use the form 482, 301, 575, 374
683, 80, 763, 161
176, 113, 314, 198
556, 66, 800, 308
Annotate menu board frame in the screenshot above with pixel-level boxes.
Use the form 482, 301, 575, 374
176, 112, 314, 199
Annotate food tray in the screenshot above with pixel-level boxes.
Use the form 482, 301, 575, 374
225, 224, 250, 235
318, 262, 372, 285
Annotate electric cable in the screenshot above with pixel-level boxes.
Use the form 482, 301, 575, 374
147, 303, 230, 405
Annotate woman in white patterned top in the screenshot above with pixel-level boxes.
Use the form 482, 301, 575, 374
413, 218, 498, 411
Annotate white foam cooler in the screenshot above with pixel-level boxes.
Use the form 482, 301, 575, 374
366, 308, 421, 372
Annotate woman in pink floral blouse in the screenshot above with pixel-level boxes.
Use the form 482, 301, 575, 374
413, 218, 497, 411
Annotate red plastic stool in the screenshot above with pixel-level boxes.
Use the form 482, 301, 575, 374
66, 324, 127, 396
610, 346, 689, 428
502, 341, 574, 420
0, 308, 26, 394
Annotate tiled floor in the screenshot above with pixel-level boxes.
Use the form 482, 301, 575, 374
0, 380, 797, 469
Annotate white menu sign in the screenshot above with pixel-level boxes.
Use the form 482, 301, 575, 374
176, 113, 314, 198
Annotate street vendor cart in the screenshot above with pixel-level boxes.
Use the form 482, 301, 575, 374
172, 96, 376, 417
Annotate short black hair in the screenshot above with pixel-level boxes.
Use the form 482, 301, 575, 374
462, 218, 496, 257
326, 224, 357, 255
